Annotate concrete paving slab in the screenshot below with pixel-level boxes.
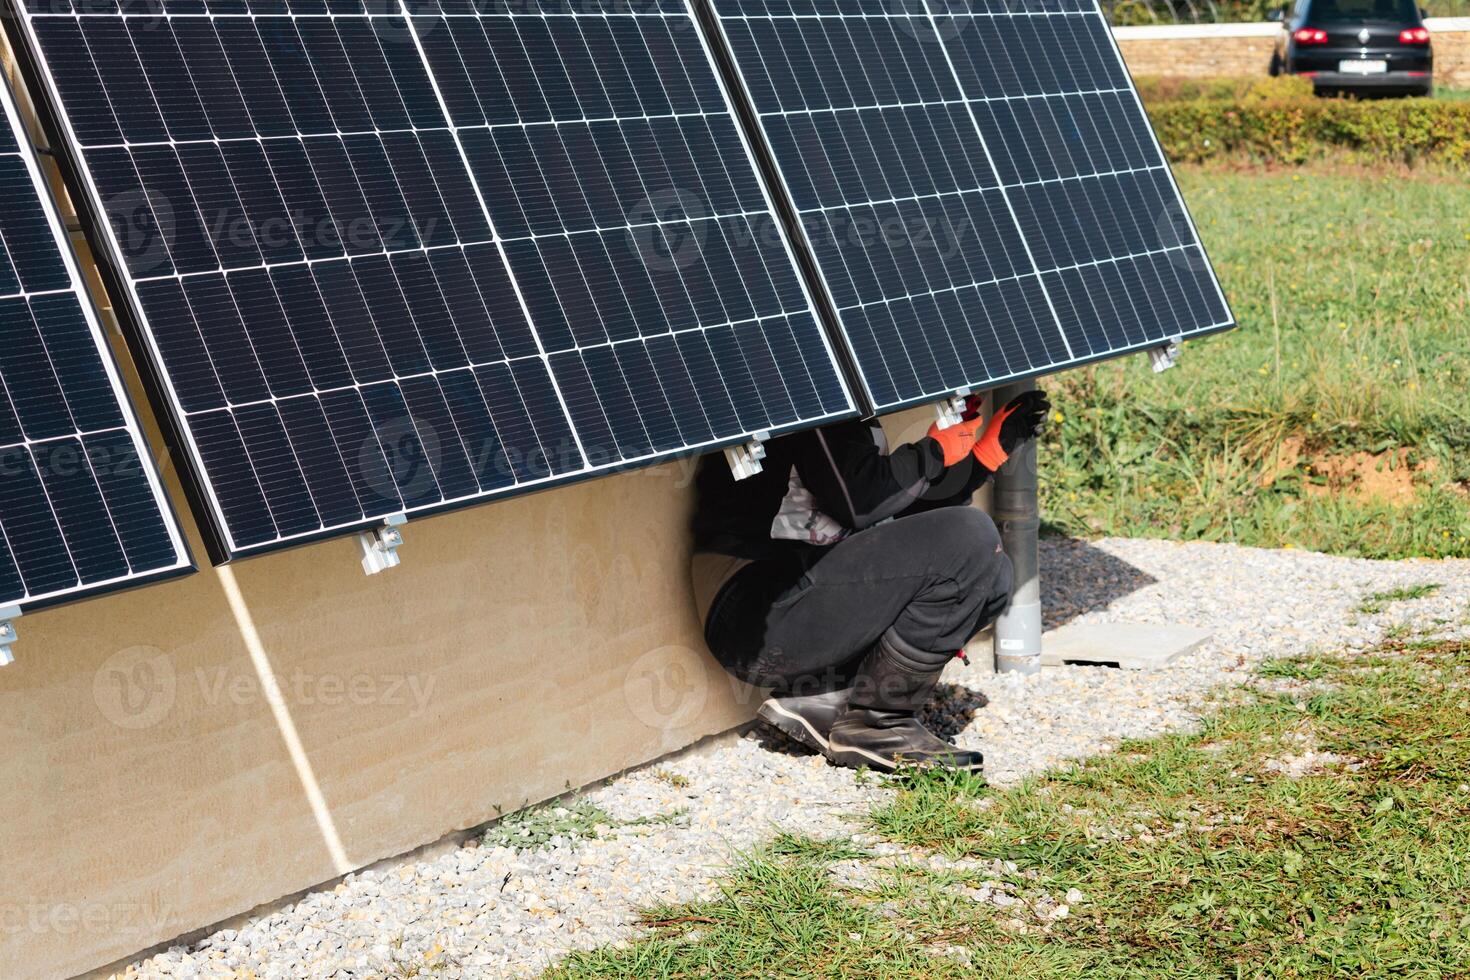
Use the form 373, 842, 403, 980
1040, 621, 1213, 670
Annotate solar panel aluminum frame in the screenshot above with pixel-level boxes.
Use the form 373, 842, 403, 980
695, 0, 1236, 417
0, 67, 193, 612
3, 0, 862, 565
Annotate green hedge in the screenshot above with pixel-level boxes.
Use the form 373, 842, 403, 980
1139, 78, 1470, 165
1134, 75, 1314, 104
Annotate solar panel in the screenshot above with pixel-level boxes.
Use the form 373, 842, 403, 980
10, 0, 856, 561
0, 73, 191, 612
703, 0, 1234, 412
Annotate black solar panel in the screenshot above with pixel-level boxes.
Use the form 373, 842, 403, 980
12, 0, 855, 560
0, 75, 190, 612
705, 0, 1234, 411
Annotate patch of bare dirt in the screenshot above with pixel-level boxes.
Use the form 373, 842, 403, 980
1259, 436, 1435, 504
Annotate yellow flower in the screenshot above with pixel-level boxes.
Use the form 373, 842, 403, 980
1051, 411, 1064, 423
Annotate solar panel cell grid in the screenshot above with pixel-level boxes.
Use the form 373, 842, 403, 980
17, 1, 854, 558
0, 77, 190, 610
707, 0, 1232, 411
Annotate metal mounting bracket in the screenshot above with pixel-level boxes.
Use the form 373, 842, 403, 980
1149, 338, 1182, 373
932, 387, 973, 430
358, 514, 408, 576
725, 430, 770, 481
0, 605, 21, 667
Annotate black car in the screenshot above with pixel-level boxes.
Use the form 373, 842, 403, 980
1270, 0, 1433, 96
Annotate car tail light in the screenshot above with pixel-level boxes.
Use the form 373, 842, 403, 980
1294, 27, 1328, 44
1399, 27, 1430, 43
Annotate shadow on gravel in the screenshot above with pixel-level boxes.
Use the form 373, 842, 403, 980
1040, 537, 1157, 631
744, 723, 815, 757
919, 682, 988, 742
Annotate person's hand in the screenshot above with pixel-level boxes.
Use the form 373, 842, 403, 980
974, 389, 1050, 470
926, 414, 985, 467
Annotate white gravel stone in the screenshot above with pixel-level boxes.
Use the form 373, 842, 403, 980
121, 538, 1470, 979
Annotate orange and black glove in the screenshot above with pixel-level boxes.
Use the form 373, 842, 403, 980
926, 412, 986, 466
973, 389, 1050, 470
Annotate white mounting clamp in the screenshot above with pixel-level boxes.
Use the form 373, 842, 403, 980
932, 387, 973, 429
358, 514, 408, 576
0, 605, 21, 667
1149, 338, 1182, 373
725, 430, 770, 481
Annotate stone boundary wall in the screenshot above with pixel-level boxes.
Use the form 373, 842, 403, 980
1114, 18, 1470, 88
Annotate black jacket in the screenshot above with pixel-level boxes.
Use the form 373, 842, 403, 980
692, 418, 994, 561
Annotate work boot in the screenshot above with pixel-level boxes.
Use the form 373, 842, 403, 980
827, 629, 983, 773
757, 688, 851, 753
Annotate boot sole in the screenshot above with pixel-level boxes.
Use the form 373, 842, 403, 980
756, 698, 831, 753
827, 738, 984, 774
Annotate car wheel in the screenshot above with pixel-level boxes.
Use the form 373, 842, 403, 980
1268, 52, 1283, 76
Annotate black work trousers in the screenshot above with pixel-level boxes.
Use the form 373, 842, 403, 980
703, 506, 1014, 695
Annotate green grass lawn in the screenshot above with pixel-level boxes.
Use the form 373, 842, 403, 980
548, 636, 1470, 979
1040, 163, 1470, 559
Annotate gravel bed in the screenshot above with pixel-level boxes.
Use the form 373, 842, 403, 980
119, 537, 1470, 979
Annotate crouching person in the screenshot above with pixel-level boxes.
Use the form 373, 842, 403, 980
689, 391, 1048, 772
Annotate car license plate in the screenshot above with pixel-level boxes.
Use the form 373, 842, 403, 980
1339, 59, 1388, 74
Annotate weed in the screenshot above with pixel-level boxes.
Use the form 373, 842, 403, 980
651, 769, 690, 789
1257, 657, 1330, 680
483, 798, 613, 851
1357, 582, 1443, 614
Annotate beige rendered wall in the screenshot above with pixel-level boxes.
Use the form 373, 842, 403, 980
0, 443, 749, 978
0, 324, 937, 980
1115, 19, 1470, 88
0, 45, 756, 978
